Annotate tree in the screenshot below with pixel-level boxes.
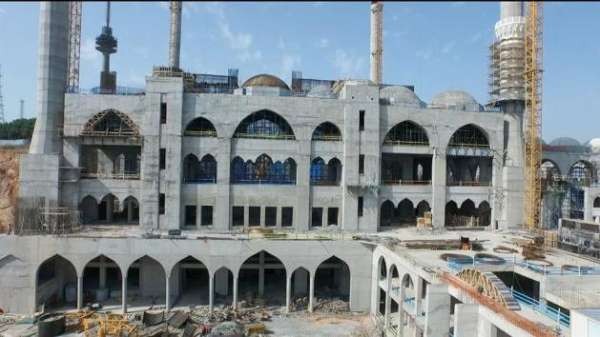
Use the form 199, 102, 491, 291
0, 118, 36, 140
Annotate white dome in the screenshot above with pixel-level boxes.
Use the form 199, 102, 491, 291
549, 137, 580, 147
430, 90, 482, 111
380, 86, 425, 108
587, 138, 600, 153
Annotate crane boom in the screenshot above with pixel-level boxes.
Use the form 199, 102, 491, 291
523, 2, 543, 231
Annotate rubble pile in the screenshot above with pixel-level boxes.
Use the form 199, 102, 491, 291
313, 298, 349, 314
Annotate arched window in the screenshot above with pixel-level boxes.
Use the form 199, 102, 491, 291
184, 154, 200, 182
230, 155, 295, 184
233, 110, 295, 140
569, 161, 595, 185
310, 158, 327, 184
185, 117, 217, 137
283, 158, 297, 184
594, 197, 600, 208
478, 201, 491, 226
231, 157, 245, 183
380, 200, 395, 227
81, 109, 140, 137
416, 201, 431, 217
541, 160, 560, 181
312, 122, 342, 141
448, 124, 489, 148
397, 199, 416, 225
198, 154, 217, 183
328, 158, 342, 185
384, 121, 429, 145
460, 199, 477, 217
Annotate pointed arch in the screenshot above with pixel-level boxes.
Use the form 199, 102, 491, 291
122, 196, 140, 223
238, 251, 286, 306
448, 124, 489, 148
315, 256, 350, 308
569, 160, 595, 185
36, 255, 77, 310
312, 122, 342, 141
80, 195, 98, 224
290, 267, 310, 311
184, 117, 217, 137
171, 256, 210, 306
126, 255, 166, 306
398, 198, 416, 226
198, 154, 217, 183
478, 201, 491, 226
234, 110, 295, 140
460, 199, 477, 217
82, 255, 123, 306
98, 194, 119, 222
384, 120, 429, 145
416, 200, 431, 218
81, 109, 140, 137
594, 197, 600, 208
380, 200, 395, 227
213, 267, 234, 306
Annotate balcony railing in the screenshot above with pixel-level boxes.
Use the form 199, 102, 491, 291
232, 179, 295, 185
184, 177, 216, 184
382, 179, 431, 185
234, 133, 295, 140
80, 171, 140, 180
447, 181, 491, 187
312, 135, 342, 141
184, 130, 217, 137
310, 179, 340, 186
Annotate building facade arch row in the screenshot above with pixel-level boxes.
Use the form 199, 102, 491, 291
165, 255, 211, 278
372, 246, 419, 281
448, 196, 489, 208
122, 254, 169, 276
233, 249, 290, 277
80, 108, 141, 137
231, 109, 297, 140
310, 155, 343, 164
77, 254, 127, 278
230, 152, 297, 164
381, 119, 431, 146
35, 254, 80, 280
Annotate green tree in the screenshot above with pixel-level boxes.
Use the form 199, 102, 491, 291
0, 118, 36, 139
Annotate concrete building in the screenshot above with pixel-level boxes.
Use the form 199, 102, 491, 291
3, 2, 600, 337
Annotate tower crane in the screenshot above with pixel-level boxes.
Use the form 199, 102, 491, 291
523, 2, 543, 231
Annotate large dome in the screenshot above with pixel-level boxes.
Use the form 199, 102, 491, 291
242, 74, 290, 90
586, 138, 600, 153
380, 86, 424, 108
549, 137, 580, 147
430, 90, 482, 111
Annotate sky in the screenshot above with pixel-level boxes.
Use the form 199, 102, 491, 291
0, 1, 599, 143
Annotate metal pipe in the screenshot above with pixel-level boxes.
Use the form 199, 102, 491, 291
370, 1, 383, 84
169, 1, 182, 69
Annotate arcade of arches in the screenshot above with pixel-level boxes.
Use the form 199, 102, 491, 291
34, 252, 351, 313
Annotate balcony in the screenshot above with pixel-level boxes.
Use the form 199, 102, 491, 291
80, 170, 140, 180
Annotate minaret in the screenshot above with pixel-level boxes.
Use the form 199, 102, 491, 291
95, 1, 117, 93
29, 2, 69, 154
169, 1, 182, 69
370, 1, 383, 84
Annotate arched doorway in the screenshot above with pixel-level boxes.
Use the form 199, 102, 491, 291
377, 257, 388, 315
397, 199, 416, 226
171, 256, 209, 307
127, 256, 166, 307
478, 201, 491, 226
36, 255, 77, 311
290, 267, 310, 311
238, 251, 286, 306
314, 256, 350, 312
80, 196, 98, 224
82, 255, 122, 308
213, 267, 234, 307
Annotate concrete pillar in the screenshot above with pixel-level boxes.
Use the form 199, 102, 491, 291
232, 274, 238, 309
431, 148, 447, 228
99, 257, 107, 289
384, 276, 391, 328
370, 1, 383, 84
165, 274, 171, 311
285, 274, 292, 313
423, 283, 450, 337
209, 274, 214, 312
453, 304, 478, 337
308, 273, 315, 312
477, 316, 497, 337
77, 275, 83, 310
168, 1, 182, 69
121, 275, 128, 314
584, 187, 593, 221
258, 252, 265, 297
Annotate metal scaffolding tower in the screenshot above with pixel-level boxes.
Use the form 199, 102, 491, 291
523, 2, 543, 230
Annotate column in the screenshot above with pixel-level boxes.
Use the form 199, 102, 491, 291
423, 284, 450, 337
414, 277, 423, 316
121, 275, 128, 314
77, 275, 83, 310
453, 304, 478, 337
209, 274, 214, 312
232, 274, 238, 309
285, 274, 292, 314
308, 273, 315, 312
165, 274, 171, 311
431, 148, 447, 228
384, 272, 391, 328
258, 252, 265, 297
99, 257, 107, 289
477, 316, 497, 337
215, 138, 231, 231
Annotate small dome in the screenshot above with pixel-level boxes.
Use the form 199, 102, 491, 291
242, 74, 290, 90
549, 137, 580, 147
587, 138, 600, 153
307, 85, 335, 98
380, 86, 424, 107
430, 90, 482, 111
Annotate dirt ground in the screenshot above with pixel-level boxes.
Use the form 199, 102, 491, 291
0, 147, 24, 233
264, 313, 374, 337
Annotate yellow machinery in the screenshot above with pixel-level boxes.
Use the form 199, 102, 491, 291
523, 2, 543, 231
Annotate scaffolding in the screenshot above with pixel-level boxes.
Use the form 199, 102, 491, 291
15, 198, 80, 235
523, 2, 543, 231
383, 121, 429, 146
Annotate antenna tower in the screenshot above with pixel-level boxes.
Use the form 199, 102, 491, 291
68, 1, 82, 92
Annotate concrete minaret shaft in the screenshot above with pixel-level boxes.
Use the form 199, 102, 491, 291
169, 1, 182, 69
370, 1, 383, 85
29, 2, 69, 154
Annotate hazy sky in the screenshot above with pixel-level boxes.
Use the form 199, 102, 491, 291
0, 2, 599, 143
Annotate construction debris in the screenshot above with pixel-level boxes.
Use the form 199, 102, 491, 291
313, 298, 349, 314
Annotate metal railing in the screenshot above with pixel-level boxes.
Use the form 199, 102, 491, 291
511, 288, 571, 327
447, 181, 491, 187
80, 171, 140, 180
184, 177, 217, 184
382, 179, 431, 185
448, 255, 600, 276
312, 135, 342, 141
234, 133, 295, 140
184, 130, 217, 137
231, 179, 295, 185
